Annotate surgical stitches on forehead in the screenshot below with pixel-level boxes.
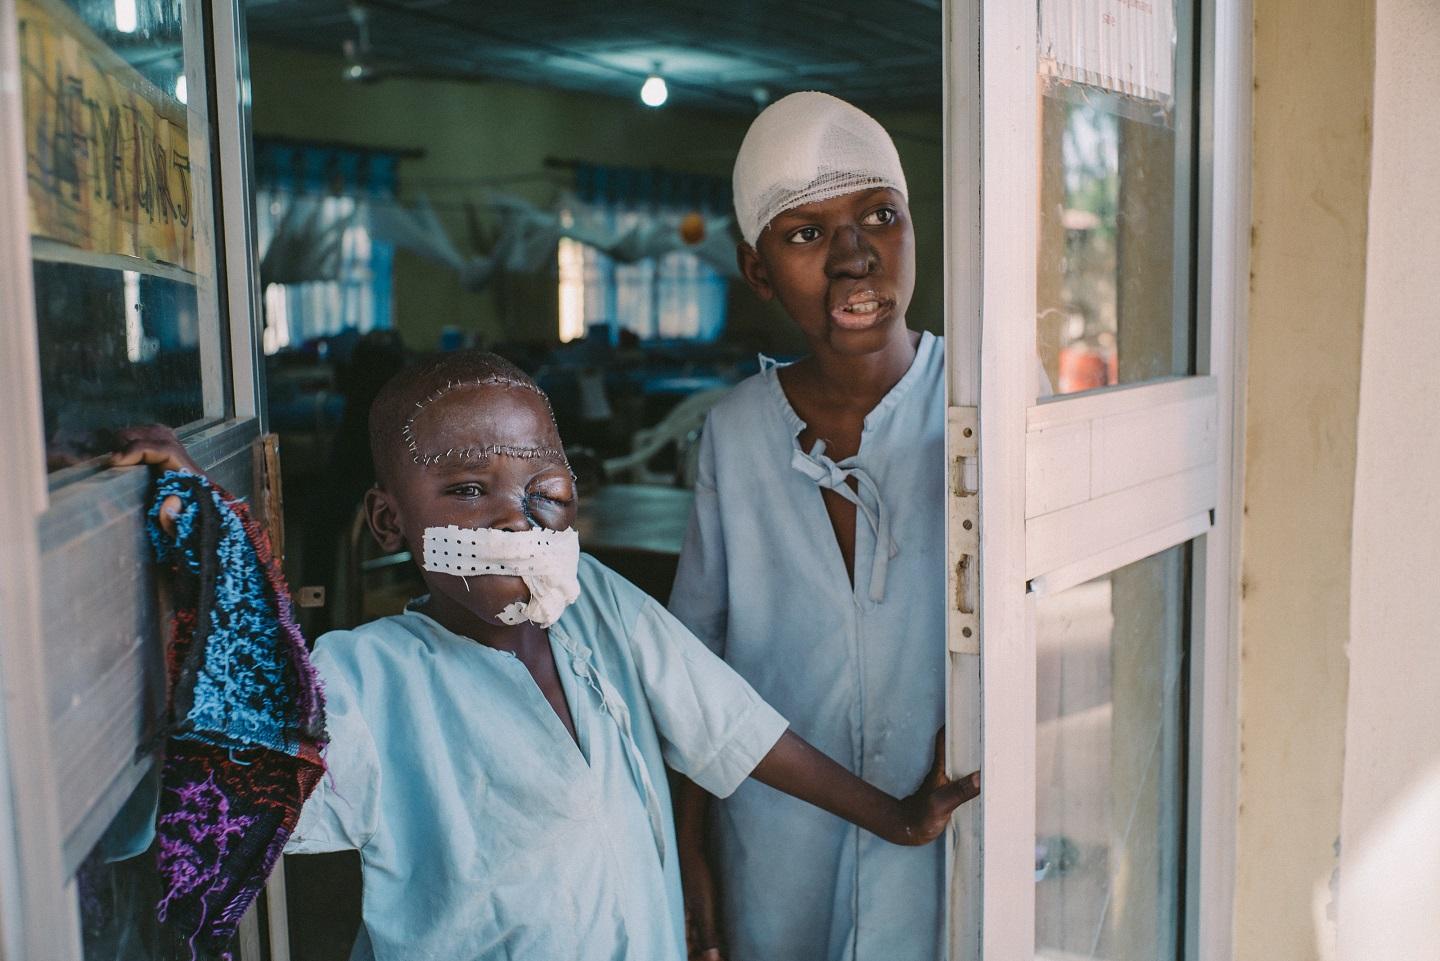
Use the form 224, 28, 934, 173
400, 376, 568, 468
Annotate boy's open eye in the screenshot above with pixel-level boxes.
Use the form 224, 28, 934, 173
862, 206, 898, 227
785, 225, 823, 244
446, 482, 486, 499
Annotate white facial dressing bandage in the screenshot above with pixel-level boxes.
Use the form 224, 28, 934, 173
422, 525, 581, 628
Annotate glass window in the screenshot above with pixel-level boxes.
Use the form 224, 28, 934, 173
74, 762, 243, 961
73, 763, 168, 960
19, 0, 228, 473
556, 197, 729, 343
1036, 0, 1195, 398
253, 141, 399, 355
1034, 544, 1190, 960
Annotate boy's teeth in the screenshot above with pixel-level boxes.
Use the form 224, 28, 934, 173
845, 301, 880, 314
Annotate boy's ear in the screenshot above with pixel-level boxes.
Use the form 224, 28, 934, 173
364, 485, 407, 554
737, 242, 775, 301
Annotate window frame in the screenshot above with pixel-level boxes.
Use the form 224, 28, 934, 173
0, 0, 268, 954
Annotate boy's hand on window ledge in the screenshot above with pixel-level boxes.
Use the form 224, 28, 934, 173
111, 425, 203, 536
111, 424, 202, 474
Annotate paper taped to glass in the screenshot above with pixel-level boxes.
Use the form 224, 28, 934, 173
1040, 0, 1176, 105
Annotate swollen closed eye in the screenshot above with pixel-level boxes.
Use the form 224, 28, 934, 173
421, 525, 581, 627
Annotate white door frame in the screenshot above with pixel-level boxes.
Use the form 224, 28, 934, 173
941, 0, 1249, 957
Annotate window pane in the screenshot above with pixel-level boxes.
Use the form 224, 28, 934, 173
1036, 0, 1193, 398
555, 195, 729, 344
254, 163, 398, 356
19, 0, 228, 472
1035, 544, 1189, 960
74, 764, 236, 961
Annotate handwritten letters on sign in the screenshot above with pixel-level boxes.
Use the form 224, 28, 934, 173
18, 0, 197, 272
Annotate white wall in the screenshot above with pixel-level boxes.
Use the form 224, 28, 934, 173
1336, 0, 1440, 957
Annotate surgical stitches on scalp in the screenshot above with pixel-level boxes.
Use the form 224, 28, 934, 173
401, 377, 566, 468
368, 351, 569, 482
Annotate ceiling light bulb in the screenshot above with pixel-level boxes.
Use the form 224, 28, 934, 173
114, 0, 137, 33
640, 74, 668, 108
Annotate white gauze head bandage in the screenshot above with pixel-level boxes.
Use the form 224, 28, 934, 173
732, 91, 908, 247
422, 525, 580, 628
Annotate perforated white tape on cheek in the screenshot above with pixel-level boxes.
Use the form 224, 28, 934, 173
421, 525, 581, 628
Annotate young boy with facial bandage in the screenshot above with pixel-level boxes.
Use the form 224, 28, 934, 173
117, 351, 977, 961
668, 92, 958, 961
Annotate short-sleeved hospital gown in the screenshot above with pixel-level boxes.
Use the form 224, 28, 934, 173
286, 555, 788, 961
669, 330, 947, 961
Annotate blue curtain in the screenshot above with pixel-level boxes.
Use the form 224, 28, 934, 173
253, 142, 399, 351
569, 164, 730, 342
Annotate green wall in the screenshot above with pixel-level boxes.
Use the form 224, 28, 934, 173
248, 44, 944, 354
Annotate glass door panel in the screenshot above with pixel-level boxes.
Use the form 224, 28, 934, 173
1035, 0, 1195, 399
1034, 543, 1188, 960
1028, 7, 1201, 948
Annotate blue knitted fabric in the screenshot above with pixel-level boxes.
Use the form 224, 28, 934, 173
147, 470, 323, 754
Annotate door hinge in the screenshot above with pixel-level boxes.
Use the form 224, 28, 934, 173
252, 433, 285, 562
947, 407, 979, 655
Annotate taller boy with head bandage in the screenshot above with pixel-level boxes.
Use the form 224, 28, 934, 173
669, 92, 955, 961
118, 350, 977, 961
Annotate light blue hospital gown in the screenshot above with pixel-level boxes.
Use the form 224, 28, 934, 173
286, 555, 788, 961
669, 331, 947, 961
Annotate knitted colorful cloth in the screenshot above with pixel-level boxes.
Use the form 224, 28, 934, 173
147, 471, 326, 956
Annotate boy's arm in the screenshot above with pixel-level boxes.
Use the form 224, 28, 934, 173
625, 592, 978, 845
667, 427, 730, 960
751, 729, 980, 846
285, 644, 381, 854
675, 777, 723, 961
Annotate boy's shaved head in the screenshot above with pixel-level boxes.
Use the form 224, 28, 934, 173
368, 350, 560, 487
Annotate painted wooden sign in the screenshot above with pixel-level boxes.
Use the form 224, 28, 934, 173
18, 0, 197, 272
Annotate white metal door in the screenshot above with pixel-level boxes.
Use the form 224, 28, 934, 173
942, 0, 1248, 957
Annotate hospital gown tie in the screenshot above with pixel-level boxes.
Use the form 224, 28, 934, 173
790, 440, 898, 603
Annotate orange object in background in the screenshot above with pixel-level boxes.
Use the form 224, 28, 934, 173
679, 211, 706, 245
1057, 344, 1117, 394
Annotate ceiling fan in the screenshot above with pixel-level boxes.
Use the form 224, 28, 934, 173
340, 2, 484, 84
341, 3, 380, 82
342, 3, 416, 83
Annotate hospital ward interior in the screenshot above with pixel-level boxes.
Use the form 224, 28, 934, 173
1, 0, 1437, 959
